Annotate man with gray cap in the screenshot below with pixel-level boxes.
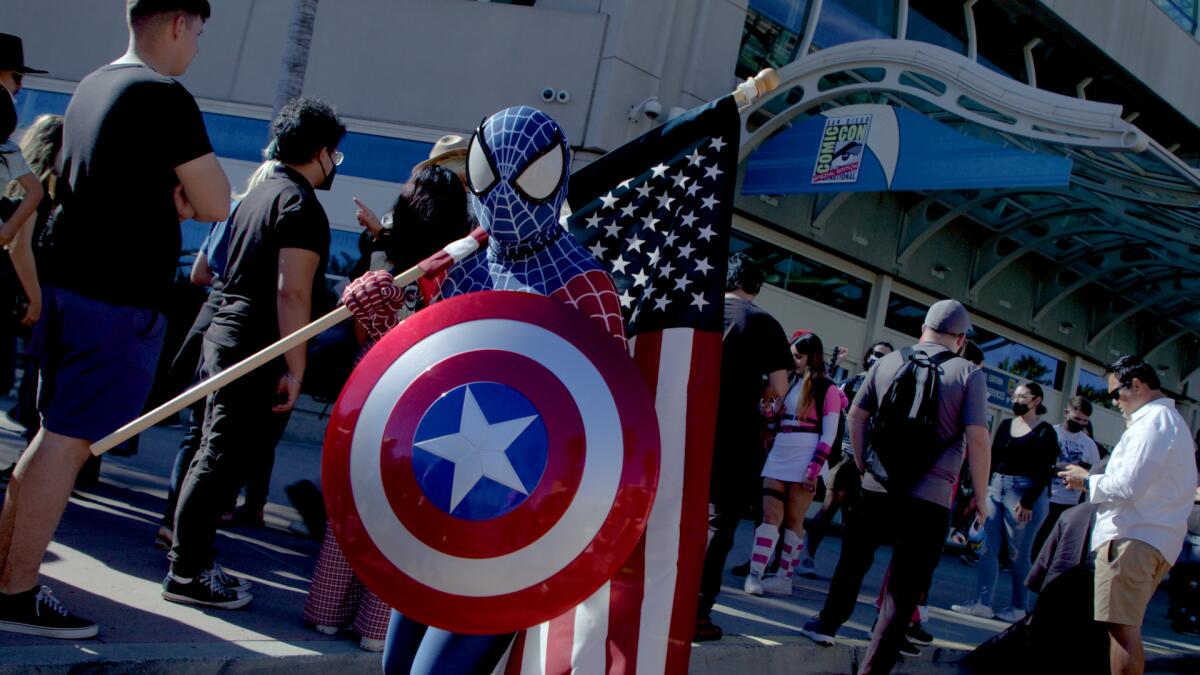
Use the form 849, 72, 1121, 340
801, 299, 991, 674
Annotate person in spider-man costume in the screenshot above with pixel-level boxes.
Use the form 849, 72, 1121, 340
340, 106, 625, 674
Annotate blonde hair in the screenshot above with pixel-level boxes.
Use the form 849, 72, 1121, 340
6, 114, 64, 200
233, 159, 279, 201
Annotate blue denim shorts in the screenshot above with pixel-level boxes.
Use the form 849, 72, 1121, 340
33, 286, 166, 441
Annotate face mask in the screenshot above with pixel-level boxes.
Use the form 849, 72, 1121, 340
316, 158, 336, 191
1066, 419, 1085, 434
1011, 402, 1030, 416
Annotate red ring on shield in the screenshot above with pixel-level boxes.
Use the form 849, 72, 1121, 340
323, 290, 660, 635
379, 350, 584, 558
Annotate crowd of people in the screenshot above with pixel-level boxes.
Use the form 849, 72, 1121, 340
0, 3, 1195, 675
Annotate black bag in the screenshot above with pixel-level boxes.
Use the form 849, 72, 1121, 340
864, 347, 961, 493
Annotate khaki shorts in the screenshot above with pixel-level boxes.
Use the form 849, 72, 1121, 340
1094, 538, 1171, 626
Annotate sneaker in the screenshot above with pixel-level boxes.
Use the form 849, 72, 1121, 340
950, 602, 994, 619
229, 505, 265, 528
360, 636, 386, 652
907, 622, 934, 646
995, 607, 1026, 623
959, 552, 979, 567
0, 586, 99, 639
743, 572, 764, 596
0, 463, 13, 483
730, 560, 751, 577
800, 616, 836, 646
0, 411, 27, 436
693, 617, 723, 642
760, 574, 793, 596
211, 563, 252, 593
796, 556, 820, 579
314, 624, 342, 635
154, 526, 173, 551
898, 639, 922, 657
162, 569, 252, 609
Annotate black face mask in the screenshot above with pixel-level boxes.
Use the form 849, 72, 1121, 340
1065, 419, 1086, 433
1011, 402, 1030, 417
316, 161, 336, 191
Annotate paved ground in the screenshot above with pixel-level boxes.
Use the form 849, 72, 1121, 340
0, 404, 1195, 673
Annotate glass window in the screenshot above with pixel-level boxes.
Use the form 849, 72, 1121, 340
884, 293, 927, 338
737, 1, 813, 79
908, 0, 965, 54
730, 232, 871, 317
1077, 368, 1117, 412
813, 0, 897, 49
1153, 0, 1198, 33
970, 325, 1065, 390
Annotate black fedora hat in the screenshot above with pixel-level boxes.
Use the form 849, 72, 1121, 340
0, 33, 47, 74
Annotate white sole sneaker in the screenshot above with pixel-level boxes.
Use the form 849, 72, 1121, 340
743, 574, 764, 596
0, 619, 99, 640
996, 608, 1027, 623
162, 590, 253, 610
950, 602, 994, 619
360, 637, 386, 652
761, 576, 793, 595
800, 627, 835, 646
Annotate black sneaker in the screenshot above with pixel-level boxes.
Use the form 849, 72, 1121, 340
800, 615, 836, 646
907, 622, 934, 646
899, 638, 922, 657
162, 568, 252, 609
211, 563, 252, 593
0, 586, 99, 639
693, 617, 723, 642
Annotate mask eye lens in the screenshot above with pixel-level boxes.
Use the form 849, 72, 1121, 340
467, 133, 497, 197
514, 142, 564, 202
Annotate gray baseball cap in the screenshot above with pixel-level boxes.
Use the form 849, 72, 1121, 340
924, 299, 971, 335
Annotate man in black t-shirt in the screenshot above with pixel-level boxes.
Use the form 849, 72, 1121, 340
164, 98, 345, 610
695, 253, 792, 641
0, 1, 229, 640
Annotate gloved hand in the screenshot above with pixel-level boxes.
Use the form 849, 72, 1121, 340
342, 270, 406, 342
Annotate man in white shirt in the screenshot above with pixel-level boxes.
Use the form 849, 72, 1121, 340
1061, 356, 1198, 675
1033, 396, 1102, 559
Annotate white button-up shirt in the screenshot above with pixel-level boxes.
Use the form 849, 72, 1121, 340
1089, 398, 1198, 562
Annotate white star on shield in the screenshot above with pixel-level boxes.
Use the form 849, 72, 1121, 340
413, 386, 538, 512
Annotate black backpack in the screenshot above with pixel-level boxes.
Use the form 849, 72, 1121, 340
864, 347, 962, 493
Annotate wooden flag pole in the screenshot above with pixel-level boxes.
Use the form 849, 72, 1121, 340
732, 68, 780, 110
90, 231, 486, 455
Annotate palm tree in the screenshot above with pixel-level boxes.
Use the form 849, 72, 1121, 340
272, 0, 320, 120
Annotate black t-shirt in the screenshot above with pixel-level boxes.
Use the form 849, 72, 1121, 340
49, 63, 212, 308
717, 296, 793, 436
992, 418, 1060, 509
204, 165, 329, 354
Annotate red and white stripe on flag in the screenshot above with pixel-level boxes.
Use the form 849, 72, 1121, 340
494, 327, 721, 675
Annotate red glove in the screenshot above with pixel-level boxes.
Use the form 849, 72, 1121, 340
342, 270, 406, 342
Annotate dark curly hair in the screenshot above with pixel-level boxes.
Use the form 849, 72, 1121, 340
267, 97, 346, 166
726, 252, 764, 295
384, 165, 469, 270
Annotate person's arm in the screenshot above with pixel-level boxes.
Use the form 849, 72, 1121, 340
190, 251, 214, 287
7, 208, 40, 326
966, 424, 993, 524
0, 173, 43, 247
175, 153, 231, 223
847, 404, 870, 471
805, 384, 844, 486
274, 247, 320, 413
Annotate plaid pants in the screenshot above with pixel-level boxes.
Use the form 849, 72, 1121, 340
303, 522, 392, 640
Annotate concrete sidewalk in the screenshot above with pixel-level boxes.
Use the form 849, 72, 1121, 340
0, 415, 1196, 674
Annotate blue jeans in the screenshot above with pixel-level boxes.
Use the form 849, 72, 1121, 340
975, 474, 1049, 611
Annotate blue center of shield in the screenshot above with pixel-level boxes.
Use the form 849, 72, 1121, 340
411, 382, 549, 520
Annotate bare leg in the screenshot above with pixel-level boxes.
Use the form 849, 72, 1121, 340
0, 430, 92, 593
784, 482, 817, 544
1108, 623, 1144, 675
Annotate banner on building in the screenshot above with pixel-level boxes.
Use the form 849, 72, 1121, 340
811, 114, 872, 185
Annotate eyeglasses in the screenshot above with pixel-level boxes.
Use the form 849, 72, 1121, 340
870, 350, 889, 359
1107, 383, 1129, 402
330, 150, 344, 166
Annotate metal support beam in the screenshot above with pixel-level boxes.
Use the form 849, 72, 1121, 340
1031, 253, 1187, 324
1088, 291, 1200, 349
797, 0, 823, 58
1143, 326, 1196, 362
964, 0, 979, 61
1023, 38, 1042, 87
896, 0, 909, 40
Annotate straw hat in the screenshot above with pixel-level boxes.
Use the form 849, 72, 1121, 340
413, 133, 468, 177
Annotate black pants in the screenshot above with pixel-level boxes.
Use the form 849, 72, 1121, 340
817, 489, 949, 675
169, 338, 288, 578
697, 436, 765, 620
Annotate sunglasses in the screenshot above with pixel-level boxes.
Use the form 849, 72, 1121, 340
1107, 382, 1130, 402
870, 350, 889, 359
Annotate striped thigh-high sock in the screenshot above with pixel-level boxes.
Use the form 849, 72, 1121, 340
750, 523, 779, 577
780, 529, 803, 580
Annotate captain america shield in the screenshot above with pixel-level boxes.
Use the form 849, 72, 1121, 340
323, 290, 660, 634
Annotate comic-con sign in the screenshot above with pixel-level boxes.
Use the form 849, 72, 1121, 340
811, 114, 873, 185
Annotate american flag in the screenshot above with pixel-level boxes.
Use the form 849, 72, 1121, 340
499, 97, 739, 675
